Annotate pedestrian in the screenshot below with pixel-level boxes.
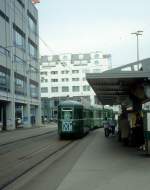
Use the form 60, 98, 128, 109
103, 117, 110, 137
103, 117, 109, 129
109, 118, 116, 135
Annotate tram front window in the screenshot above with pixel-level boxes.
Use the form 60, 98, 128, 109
62, 108, 72, 121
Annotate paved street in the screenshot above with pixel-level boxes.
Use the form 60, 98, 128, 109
0, 123, 69, 189
3, 129, 150, 190
0, 123, 57, 145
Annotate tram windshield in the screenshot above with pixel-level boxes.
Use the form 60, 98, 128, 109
62, 108, 73, 120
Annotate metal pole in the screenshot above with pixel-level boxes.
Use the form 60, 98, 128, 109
137, 34, 139, 62
131, 30, 143, 63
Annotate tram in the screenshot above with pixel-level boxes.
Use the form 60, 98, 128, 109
58, 100, 91, 138
58, 100, 114, 139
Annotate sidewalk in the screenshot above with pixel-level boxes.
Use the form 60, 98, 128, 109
0, 123, 57, 146
57, 129, 150, 190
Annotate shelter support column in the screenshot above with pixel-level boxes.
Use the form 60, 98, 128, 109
6, 101, 15, 130
23, 104, 31, 128
35, 105, 41, 126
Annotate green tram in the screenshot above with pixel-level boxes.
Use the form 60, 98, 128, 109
58, 100, 91, 138
58, 100, 114, 139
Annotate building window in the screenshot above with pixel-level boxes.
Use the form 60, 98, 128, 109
13, 26, 25, 49
0, 46, 10, 56
40, 71, 47, 75
83, 85, 90, 91
72, 70, 79, 74
41, 78, 48, 83
72, 86, 80, 92
62, 78, 69, 82
41, 87, 48, 93
51, 87, 58, 92
14, 56, 25, 73
28, 15, 36, 33
61, 70, 69, 74
30, 84, 38, 98
51, 79, 58, 82
72, 78, 79, 81
15, 78, 26, 95
28, 40, 37, 59
0, 71, 10, 91
51, 71, 58, 75
29, 65, 38, 80
0, 72, 6, 86
62, 86, 69, 92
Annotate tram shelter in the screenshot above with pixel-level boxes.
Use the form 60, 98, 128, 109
86, 58, 150, 150
86, 58, 150, 110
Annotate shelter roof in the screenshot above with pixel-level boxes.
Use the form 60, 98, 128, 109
86, 58, 150, 105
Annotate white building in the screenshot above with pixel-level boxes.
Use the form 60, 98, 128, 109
40, 52, 111, 120
0, 0, 41, 131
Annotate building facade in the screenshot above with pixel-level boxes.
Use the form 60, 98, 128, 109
40, 52, 111, 120
0, 0, 41, 130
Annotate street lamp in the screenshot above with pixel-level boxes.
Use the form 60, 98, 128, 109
131, 30, 143, 62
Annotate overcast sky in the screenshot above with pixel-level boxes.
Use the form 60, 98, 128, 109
37, 0, 150, 67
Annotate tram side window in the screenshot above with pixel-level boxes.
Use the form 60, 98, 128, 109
74, 108, 83, 119
84, 109, 90, 119
96, 110, 99, 118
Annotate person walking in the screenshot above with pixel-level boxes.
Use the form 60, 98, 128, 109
103, 117, 110, 137
109, 118, 116, 136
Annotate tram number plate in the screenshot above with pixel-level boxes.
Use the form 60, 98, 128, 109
62, 122, 72, 132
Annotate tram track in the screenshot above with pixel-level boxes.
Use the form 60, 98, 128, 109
0, 130, 57, 157
0, 137, 75, 190
0, 129, 57, 147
